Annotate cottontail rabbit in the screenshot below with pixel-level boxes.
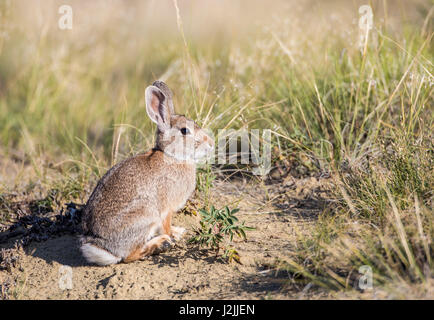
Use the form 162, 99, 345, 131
80, 81, 214, 265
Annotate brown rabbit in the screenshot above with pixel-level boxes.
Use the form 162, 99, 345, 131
79, 81, 214, 265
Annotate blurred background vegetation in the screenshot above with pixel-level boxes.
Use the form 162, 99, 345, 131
0, 0, 431, 181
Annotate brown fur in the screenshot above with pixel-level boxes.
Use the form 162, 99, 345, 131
123, 245, 144, 263
163, 211, 173, 236
124, 234, 172, 263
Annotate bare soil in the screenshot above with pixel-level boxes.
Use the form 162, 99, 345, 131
0, 176, 333, 300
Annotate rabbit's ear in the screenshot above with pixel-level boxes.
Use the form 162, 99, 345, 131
145, 85, 171, 131
152, 80, 174, 114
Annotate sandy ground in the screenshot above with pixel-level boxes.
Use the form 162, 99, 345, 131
1, 176, 332, 300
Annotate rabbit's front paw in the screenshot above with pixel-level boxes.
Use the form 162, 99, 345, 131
171, 226, 186, 241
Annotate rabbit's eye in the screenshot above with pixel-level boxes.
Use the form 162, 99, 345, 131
180, 128, 190, 135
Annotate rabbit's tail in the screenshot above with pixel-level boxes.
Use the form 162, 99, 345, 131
80, 239, 121, 266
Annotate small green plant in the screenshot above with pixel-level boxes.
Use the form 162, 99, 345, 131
196, 166, 216, 207
189, 206, 254, 263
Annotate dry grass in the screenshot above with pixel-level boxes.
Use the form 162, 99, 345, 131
0, 0, 433, 299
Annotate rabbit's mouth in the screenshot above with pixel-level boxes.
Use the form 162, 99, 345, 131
193, 141, 214, 163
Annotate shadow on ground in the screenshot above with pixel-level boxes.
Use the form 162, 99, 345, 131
20, 235, 229, 269
234, 268, 293, 298
24, 235, 88, 267
272, 196, 334, 221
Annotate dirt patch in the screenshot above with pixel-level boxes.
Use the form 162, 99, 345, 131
0, 177, 332, 300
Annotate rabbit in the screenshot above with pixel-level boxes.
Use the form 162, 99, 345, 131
79, 80, 214, 266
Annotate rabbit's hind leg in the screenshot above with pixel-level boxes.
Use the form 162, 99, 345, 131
142, 234, 172, 256
123, 234, 172, 263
